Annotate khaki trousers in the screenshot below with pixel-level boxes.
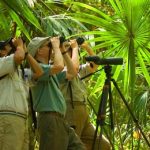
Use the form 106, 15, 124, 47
0, 114, 29, 150
38, 112, 86, 150
65, 103, 111, 150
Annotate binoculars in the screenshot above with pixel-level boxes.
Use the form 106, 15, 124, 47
48, 36, 85, 48
59, 37, 85, 45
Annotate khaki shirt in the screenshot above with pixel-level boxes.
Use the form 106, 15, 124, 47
0, 54, 30, 115
59, 64, 90, 102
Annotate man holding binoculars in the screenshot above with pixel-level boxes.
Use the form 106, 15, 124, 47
58, 38, 111, 150
27, 36, 85, 150
0, 37, 43, 150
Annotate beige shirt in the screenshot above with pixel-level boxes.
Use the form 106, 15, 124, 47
59, 64, 90, 102
0, 54, 30, 115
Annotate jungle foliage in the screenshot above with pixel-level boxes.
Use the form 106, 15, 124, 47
0, 0, 149, 149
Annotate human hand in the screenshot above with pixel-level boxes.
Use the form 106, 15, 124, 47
50, 37, 60, 50
12, 37, 24, 48
70, 39, 78, 50
60, 41, 70, 53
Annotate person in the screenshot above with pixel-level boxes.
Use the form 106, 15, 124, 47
27, 36, 85, 150
58, 39, 111, 150
0, 37, 43, 150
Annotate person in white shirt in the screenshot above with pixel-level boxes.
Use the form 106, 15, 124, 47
0, 37, 43, 150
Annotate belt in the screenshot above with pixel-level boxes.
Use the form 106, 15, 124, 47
0, 110, 27, 119
40, 111, 64, 118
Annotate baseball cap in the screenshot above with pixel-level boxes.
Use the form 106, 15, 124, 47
27, 37, 50, 57
0, 38, 12, 50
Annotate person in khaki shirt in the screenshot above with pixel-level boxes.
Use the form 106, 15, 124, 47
0, 37, 43, 150
59, 39, 111, 150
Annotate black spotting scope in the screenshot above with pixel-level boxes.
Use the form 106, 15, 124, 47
85, 56, 123, 65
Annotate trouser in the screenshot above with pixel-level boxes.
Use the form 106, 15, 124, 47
38, 112, 86, 150
0, 114, 29, 150
65, 102, 111, 150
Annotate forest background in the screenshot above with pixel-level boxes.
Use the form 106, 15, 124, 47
0, 0, 150, 149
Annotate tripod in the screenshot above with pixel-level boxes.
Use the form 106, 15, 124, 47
92, 65, 150, 150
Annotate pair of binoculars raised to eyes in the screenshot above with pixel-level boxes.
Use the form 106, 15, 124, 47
0, 38, 13, 50
59, 37, 85, 45
47, 36, 85, 48
0, 37, 26, 51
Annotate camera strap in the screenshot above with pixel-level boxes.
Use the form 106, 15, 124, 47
20, 64, 25, 79
29, 89, 37, 130
68, 81, 74, 109
0, 74, 8, 80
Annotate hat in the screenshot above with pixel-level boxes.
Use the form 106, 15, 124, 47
27, 37, 50, 57
0, 38, 12, 50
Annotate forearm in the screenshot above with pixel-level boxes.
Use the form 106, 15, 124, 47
53, 48, 64, 68
63, 53, 77, 77
82, 44, 98, 73
26, 54, 43, 79
71, 48, 80, 71
49, 37, 64, 74
14, 46, 25, 65
69, 39, 80, 71
85, 45, 96, 56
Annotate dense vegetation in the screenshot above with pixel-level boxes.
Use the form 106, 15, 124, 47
0, 0, 149, 149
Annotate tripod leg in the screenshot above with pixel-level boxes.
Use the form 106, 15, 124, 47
111, 79, 150, 147
92, 122, 99, 150
108, 82, 115, 148
108, 82, 114, 130
92, 79, 110, 150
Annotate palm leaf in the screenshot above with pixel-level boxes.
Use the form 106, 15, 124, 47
9, 10, 31, 39
0, 0, 42, 38
68, 0, 150, 97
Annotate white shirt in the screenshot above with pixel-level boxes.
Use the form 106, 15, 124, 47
0, 54, 31, 115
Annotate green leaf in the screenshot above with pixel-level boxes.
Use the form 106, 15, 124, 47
137, 48, 150, 85
9, 10, 31, 39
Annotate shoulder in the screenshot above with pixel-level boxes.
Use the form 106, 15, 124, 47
0, 54, 16, 76
0, 54, 14, 64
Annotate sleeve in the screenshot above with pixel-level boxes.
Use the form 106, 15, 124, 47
37, 64, 51, 81
56, 70, 66, 83
0, 54, 15, 77
78, 64, 91, 78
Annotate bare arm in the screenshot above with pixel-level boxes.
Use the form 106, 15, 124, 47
24, 44, 43, 80
12, 37, 25, 65
81, 42, 98, 73
60, 40, 79, 80
50, 37, 64, 75
70, 39, 80, 73
13, 38, 43, 79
